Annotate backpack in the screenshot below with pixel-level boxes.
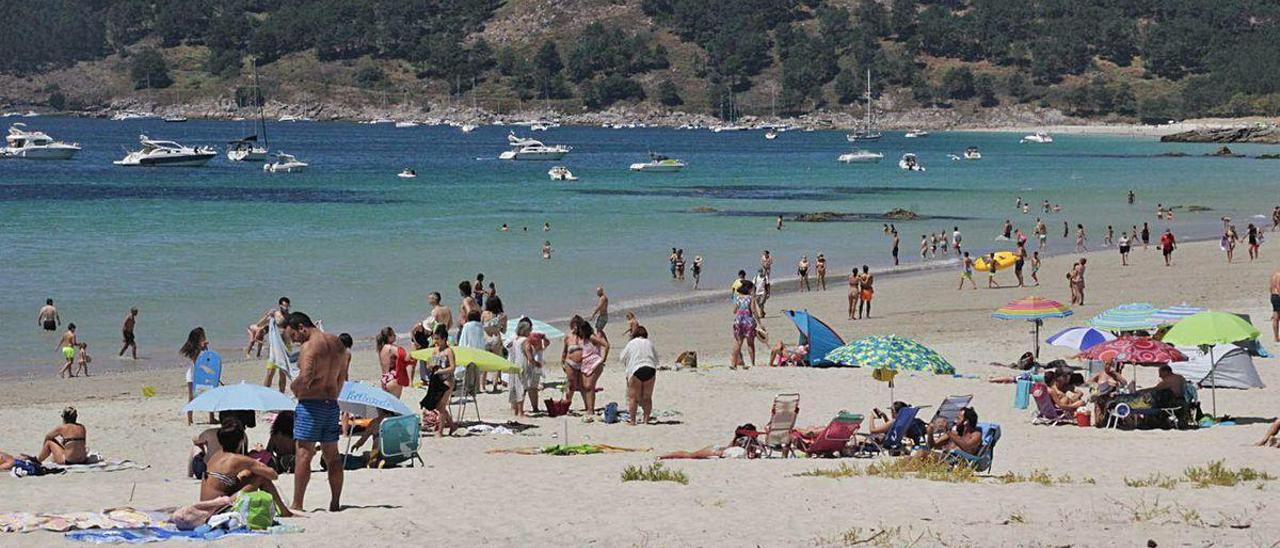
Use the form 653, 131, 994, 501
233, 490, 276, 531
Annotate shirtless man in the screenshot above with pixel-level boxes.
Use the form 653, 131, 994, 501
458, 281, 479, 333
847, 268, 862, 320
284, 312, 347, 512
760, 250, 773, 278
590, 286, 610, 339
119, 308, 139, 359
1270, 269, 1280, 342
858, 266, 874, 319
56, 324, 78, 378
37, 299, 60, 332
426, 292, 453, 334
247, 297, 290, 359
201, 428, 293, 517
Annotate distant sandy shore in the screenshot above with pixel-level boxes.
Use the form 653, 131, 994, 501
965, 117, 1279, 137
3, 238, 1280, 546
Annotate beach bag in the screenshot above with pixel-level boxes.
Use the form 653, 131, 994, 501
232, 490, 275, 531
603, 402, 620, 424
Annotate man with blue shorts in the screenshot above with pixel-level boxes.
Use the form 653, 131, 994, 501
284, 312, 348, 512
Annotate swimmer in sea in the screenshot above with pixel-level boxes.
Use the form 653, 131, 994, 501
37, 299, 59, 332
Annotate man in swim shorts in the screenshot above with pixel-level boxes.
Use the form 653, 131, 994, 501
1271, 269, 1280, 342
591, 286, 609, 339
37, 299, 59, 331
858, 266, 874, 319
285, 312, 347, 512
56, 323, 77, 378
119, 307, 138, 359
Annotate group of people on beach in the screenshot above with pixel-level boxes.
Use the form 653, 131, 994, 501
38, 300, 139, 379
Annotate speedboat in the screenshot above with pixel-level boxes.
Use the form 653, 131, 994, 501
4, 123, 81, 159
898, 153, 925, 171
548, 166, 578, 181
1021, 132, 1053, 144
904, 129, 929, 138
765, 130, 778, 140
963, 147, 982, 160
263, 153, 308, 173
163, 116, 188, 123
630, 153, 686, 172
114, 135, 216, 166
837, 149, 883, 164
394, 121, 419, 128
227, 135, 268, 162
498, 133, 571, 160
398, 168, 417, 179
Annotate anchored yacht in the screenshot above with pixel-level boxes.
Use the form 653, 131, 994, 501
4, 123, 80, 159
498, 133, 571, 160
114, 135, 216, 167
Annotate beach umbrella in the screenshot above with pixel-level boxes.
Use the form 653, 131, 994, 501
182, 382, 296, 413
411, 346, 520, 373
824, 335, 955, 403
1046, 327, 1116, 351
1087, 303, 1159, 332
1161, 311, 1260, 417
338, 381, 413, 417
992, 296, 1072, 357
1151, 304, 1205, 325
1077, 335, 1188, 364
503, 317, 566, 341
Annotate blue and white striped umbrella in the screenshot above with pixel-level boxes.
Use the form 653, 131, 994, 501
1087, 303, 1159, 331
1151, 304, 1205, 325
1046, 327, 1117, 351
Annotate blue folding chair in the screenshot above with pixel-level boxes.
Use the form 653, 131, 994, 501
945, 422, 1001, 472
857, 406, 920, 456
377, 414, 424, 468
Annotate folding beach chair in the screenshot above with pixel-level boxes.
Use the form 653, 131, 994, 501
930, 395, 973, 428
741, 393, 800, 458
793, 411, 863, 458
1029, 383, 1074, 425
856, 405, 920, 456
452, 364, 482, 422
377, 414, 424, 468
945, 422, 1001, 472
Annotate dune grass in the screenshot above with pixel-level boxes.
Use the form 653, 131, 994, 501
622, 462, 688, 485
1183, 460, 1274, 488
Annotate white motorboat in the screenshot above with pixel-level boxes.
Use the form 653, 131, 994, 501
963, 147, 982, 160
4, 123, 80, 159
765, 130, 778, 140
163, 116, 188, 123
460, 123, 477, 133
114, 135, 216, 166
530, 123, 548, 131
847, 69, 882, 142
394, 121, 419, 128
904, 129, 929, 138
898, 153, 925, 171
548, 166, 578, 181
630, 153, 686, 172
111, 112, 149, 121
711, 125, 746, 133
837, 149, 884, 164
263, 153, 308, 173
1021, 132, 1053, 144
498, 133, 571, 160
398, 168, 418, 179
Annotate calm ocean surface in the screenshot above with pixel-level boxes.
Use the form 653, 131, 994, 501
2, 117, 1275, 375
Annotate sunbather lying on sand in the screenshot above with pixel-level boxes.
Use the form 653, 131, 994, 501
659, 425, 759, 459
200, 428, 293, 517
0, 451, 13, 471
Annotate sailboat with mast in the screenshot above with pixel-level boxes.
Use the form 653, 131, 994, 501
228, 58, 270, 162
847, 69, 882, 142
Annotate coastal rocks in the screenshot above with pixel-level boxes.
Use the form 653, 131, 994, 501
1161, 125, 1280, 144
885, 208, 919, 220
793, 212, 850, 222
1258, 154, 1280, 160
1158, 152, 1189, 157
1206, 146, 1244, 157
689, 206, 719, 213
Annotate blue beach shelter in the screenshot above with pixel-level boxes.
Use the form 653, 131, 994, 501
784, 309, 846, 367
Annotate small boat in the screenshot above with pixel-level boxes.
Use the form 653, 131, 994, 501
394, 121, 419, 128
963, 147, 982, 160
4, 123, 81, 159
263, 153, 308, 173
163, 116, 188, 123
530, 123, 548, 132
837, 149, 884, 164
114, 135, 216, 167
369, 118, 394, 125
498, 133, 571, 160
1021, 132, 1053, 144
460, 123, 477, 133
278, 115, 299, 122
111, 112, 148, 121
227, 136, 269, 162
898, 153, 925, 171
398, 168, 417, 179
765, 130, 778, 140
548, 166, 578, 181
630, 153, 686, 172
904, 129, 928, 138
848, 69, 882, 142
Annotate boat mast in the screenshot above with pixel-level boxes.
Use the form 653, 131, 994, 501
253, 58, 268, 150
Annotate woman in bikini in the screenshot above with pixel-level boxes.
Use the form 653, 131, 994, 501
847, 268, 862, 320
561, 316, 588, 410
201, 427, 292, 517
38, 407, 89, 465
797, 256, 811, 291
815, 254, 827, 291
376, 327, 413, 398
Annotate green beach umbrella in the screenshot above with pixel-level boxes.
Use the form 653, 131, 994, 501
1161, 311, 1260, 418
824, 335, 955, 404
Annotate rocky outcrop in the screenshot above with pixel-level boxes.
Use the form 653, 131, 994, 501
1161, 126, 1280, 144
885, 208, 919, 220
1206, 146, 1244, 157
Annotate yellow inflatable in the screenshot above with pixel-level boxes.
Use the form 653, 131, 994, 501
973, 251, 1019, 272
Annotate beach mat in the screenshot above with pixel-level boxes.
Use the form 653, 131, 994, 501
65, 527, 259, 543
47, 456, 148, 474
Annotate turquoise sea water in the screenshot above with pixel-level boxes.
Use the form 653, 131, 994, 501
1, 117, 1276, 375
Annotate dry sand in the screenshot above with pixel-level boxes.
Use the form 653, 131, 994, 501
3, 239, 1280, 547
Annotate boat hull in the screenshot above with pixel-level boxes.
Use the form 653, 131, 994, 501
116, 152, 216, 167
227, 148, 268, 162
630, 163, 685, 172
7, 146, 79, 159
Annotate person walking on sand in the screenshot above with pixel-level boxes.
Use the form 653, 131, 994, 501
848, 268, 862, 320
1074, 258, 1087, 305
119, 308, 138, 359
797, 255, 811, 291
986, 253, 1000, 288
730, 283, 760, 369
816, 254, 827, 290
1270, 269, 1280, 342
959, 252, 977, 290
1104, 225, 1114, 247
56, 324, 78, 378
1014, 241, 1027, 287
180, 327, 215, 426
590, 286, 609, 339
1225, 224, 1238, 263
753, 269, 770, 317
37, 298, 60, 332
1160, 228, 1176, 266
1141, 222, 1151, 250
621, 325, 658, 425
1119, 231, 1131, 266
1035, 218, 1047, 251
891, 231, 900, 266
858, 266, 874, 319
1030, 251, 1041, 286
761, 250, 773, 278
285, 312, 348, 513
1248, 224, 1261, 261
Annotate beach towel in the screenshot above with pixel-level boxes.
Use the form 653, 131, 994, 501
267, 320, 298, 380
47, 457, 149, 474
486, 444, 651, 456
0, 507, 164, 533
65, 527, 264, 543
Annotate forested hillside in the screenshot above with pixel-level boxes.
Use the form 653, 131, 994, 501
4, 0, 1279, 122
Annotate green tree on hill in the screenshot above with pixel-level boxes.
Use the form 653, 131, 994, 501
130, 48, 172, 89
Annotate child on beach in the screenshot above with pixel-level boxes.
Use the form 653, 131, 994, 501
958, 252, 976, 290
74, 343, 91, 377
986, 253, 999, 288
1030, 251, 1041, 285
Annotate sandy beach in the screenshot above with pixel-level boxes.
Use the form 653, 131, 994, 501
3, 238, 1280, 546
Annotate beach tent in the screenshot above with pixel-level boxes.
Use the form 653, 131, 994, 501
1171, 344, 1264, 390
784, 310, 845, 367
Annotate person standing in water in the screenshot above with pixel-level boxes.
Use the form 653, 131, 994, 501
1127, 189, 1135, 205
38, 299, 60, 332
1075, 224, 1088, 252
56, 324, 78, 378
285, 312, 348, 513
952, 227, 963, 256
119, 307, 139, 359
776, 216, 784, 230
692, 256, 703, 289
